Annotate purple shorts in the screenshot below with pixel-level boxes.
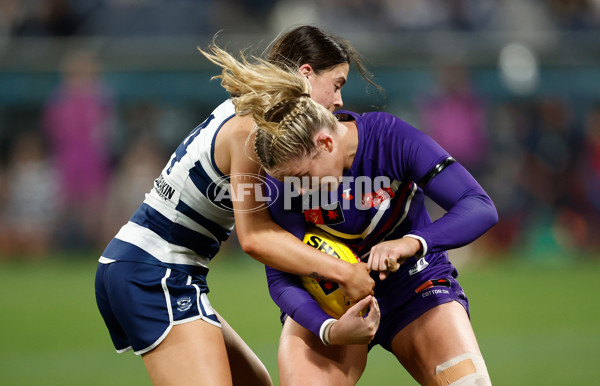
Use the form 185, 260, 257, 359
369, 252, 469, 352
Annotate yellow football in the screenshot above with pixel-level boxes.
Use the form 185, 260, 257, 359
301, 227, 361, 318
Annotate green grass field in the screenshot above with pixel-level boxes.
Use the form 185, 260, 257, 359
1, 251, 599, 385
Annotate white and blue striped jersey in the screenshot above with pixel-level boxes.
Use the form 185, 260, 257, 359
99, 99, 237, 278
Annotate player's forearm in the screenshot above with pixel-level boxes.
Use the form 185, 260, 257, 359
411, 192, 497, 253
240, 224, 352, 282
414, 165, 498, 253
266, 266, 332, 337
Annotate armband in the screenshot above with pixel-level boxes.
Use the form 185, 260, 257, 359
418, 157, 456, 189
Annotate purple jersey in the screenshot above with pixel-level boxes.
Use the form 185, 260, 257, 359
266, 111, 497, 341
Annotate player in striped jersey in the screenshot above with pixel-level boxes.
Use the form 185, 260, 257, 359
95, 26, 379, 386
204, 45, 498, 385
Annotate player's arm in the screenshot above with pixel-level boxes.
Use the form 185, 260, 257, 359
410, 159, 498, 252
368, 161, 497, 277
267, 265, 379, 345
367, 115, 498, 277
224, 116, 374, 302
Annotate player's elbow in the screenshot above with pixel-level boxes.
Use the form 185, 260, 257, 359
490, 206, 499, 227
482, 197, 499, 230
238, 234, 256, 255
238, 233, 264, 257
469, 194, 499, 234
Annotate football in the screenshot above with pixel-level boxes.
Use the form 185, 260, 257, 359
301, 227, 361, 318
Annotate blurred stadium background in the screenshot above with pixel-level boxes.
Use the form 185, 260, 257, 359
0, 0, 599, 385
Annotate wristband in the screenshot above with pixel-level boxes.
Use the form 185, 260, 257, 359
319, 318, 337, 346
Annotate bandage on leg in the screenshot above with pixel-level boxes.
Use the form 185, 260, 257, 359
430, 353, 491, 386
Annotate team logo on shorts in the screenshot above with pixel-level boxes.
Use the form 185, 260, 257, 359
176, 297, 193, 312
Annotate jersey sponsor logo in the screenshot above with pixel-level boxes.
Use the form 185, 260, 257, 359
154, 175, 176, 200
420, 288, 450, 298
342, 188, 353, 200
207, 173, 280, 213
409, 257, 429, 276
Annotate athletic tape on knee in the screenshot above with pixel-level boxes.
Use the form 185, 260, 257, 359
431, 353, 491, 386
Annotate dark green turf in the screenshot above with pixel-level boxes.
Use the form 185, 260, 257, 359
0, 253, 598, 385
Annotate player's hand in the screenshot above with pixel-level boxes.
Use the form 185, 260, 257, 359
366, 237, 422, 280
329, 295, 380, 345
338, 262, 374, 303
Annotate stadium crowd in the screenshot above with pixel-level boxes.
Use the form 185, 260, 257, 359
1, 0, 599, 38
0, 0, 599, 259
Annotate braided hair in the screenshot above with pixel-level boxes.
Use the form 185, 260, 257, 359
199, 43, 338, 177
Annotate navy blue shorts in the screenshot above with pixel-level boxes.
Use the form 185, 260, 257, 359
95, 261, 220, 355
369, 253, 469, 352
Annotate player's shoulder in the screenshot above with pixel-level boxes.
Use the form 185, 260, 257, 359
219, 114, 254, 147
337, 110, 402, 129
338, 110, 418, 144
213, 107, 256, 172
366, 112, 421, 142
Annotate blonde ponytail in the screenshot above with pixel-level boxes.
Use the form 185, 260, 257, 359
199, 43, 338, 176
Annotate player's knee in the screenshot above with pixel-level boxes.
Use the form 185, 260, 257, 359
431, 352, 491, 386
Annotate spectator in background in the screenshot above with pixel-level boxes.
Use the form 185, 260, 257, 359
479, 102, 529, 255
574, 102, 600, 250
519, 98, 585, 256
0, 0, 20, 49
100, 134, 166, 246
13, 0, 80, 37
546, 0, 600, 30
416, 63, 490, 262
581, 104, 600, 211
521, 99, 578, 211
0, 130, 59, 258
42, 48, 115, 251
417, 63, 489, 180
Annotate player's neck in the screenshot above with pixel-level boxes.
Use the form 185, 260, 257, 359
340, 121, 358, 171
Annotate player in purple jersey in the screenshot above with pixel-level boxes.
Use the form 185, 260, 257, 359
203, 45, 498, 385
95, 26, 379, 386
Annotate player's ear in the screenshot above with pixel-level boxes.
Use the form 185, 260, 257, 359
298, 64, 314, 78
315, 132, 334, 153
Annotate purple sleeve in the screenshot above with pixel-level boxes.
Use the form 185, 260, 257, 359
377, 113, 497, 251
266, 176, 333, 337
266, 176, 306, 239
266, 266, 332, 337
410, 161, 498, 253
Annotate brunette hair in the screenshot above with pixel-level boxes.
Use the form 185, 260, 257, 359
267, 25, 380, 92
